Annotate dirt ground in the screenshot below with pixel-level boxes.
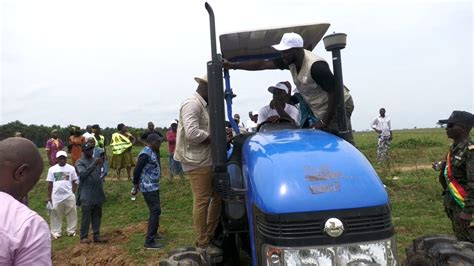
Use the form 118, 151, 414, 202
52, 222, 149, 265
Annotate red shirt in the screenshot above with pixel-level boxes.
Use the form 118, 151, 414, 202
166, 130, 177, 154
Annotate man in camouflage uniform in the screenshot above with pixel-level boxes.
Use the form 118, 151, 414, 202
437, 110, 474, 242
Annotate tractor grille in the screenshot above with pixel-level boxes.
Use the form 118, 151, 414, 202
255, 206, 392, 240
256, 216, 325, 238
344, 213, 392, 234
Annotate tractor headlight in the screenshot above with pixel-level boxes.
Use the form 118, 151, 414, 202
264, 237, 397, 265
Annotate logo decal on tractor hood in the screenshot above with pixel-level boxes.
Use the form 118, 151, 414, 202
309, 182, 341, 194
305, 165, 343, 194
305, 165, 341, 181
324, 218, 344, 237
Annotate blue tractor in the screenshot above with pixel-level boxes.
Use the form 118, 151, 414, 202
203, 3, 398, 265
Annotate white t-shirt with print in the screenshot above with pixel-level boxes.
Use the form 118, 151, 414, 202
46, 164, 78, 204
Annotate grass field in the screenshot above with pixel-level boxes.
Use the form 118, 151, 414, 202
26, 128, 472, 264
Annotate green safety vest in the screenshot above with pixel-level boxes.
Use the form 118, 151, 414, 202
92, 135, 105, 148
111, 133, 132, 155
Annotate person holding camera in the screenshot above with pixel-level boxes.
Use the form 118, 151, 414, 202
76, 142, 107, 244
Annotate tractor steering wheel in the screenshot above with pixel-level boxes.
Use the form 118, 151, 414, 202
256, 117, 294, 132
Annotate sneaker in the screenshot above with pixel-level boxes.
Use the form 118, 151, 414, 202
80, 238, 91, 244
93, 236, 107, 243
67, 232, 76, 237
204, 244, 223, 256
144, 242, 164, 250
52, 233, 61, 239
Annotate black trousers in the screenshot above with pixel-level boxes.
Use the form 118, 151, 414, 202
142, 190, 161, 244
80, 204, 102, 240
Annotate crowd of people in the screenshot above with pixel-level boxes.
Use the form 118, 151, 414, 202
1, 31, 472, 265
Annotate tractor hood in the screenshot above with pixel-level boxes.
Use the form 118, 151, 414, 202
242, 129, 388, 214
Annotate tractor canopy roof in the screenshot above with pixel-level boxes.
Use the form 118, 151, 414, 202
219, 23, 330, 62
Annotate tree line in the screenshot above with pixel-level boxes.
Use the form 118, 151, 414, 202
0, 121, 168, 148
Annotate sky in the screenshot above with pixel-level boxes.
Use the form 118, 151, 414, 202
1, 0, 472, 130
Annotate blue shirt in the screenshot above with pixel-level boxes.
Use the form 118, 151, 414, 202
133, 146, 160, 192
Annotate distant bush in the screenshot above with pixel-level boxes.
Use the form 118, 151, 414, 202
0, 121, 168, 148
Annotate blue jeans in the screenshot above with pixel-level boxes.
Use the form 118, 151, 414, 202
168, 154, 183, 176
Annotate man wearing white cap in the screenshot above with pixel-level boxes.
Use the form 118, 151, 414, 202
46, 150, 79, 239
224, 32, 355, 143
174, 74, 222, 256
244, 111, 259, 133
257, 82, 299, 127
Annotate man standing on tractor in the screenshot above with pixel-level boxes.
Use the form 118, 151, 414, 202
224, 32, 355, 143
174, 74, 222, 256
436, 111, 474, 242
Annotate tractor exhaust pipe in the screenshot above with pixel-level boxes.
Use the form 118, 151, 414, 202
323, 33, 349, 141
205, 3, 228, 172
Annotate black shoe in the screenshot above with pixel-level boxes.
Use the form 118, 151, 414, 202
144, 242, 164, 250
93, 236, 108, 243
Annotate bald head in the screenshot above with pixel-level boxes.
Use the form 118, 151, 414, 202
0, 137, 44, 200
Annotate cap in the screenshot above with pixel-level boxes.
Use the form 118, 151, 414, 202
268, 82, 290, 94
146, 133, 163, 143
194, 74, 208, 84
82, 142, 94, 151
438, 111, 474, 126
56, 150, 67, 158
272, 32, 304, 51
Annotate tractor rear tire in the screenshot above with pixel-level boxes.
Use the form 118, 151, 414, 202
404, 235, 474, 266
158, 247, 210, 266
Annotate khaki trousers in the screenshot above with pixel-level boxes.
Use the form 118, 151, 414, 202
187, 166, 222, 247
51, 194, 77, 236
